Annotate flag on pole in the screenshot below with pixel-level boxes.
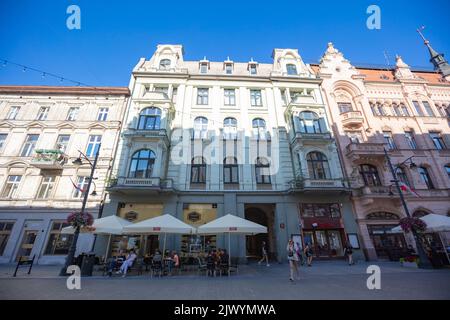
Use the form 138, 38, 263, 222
70, 177, 85, 193
399, 182, 420, 198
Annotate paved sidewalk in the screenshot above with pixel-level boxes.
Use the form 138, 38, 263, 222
1, 261, 449, 299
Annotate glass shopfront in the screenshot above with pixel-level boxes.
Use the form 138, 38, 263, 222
182, 204, 217, 257
368, 224, 407, 260
303, 229, 344, 257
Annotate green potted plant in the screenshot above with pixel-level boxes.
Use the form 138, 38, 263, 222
400, 256, 419, 268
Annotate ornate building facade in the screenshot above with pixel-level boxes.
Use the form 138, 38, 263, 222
99, 44, 362, 263
0, 86, 129, 264
317, 42, 450, 260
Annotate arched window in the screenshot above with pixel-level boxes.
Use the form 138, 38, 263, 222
252, 118, 267, 140
224, 157, 239, 184
297, 111, 325, 134
223, 117, 237, 140
286, 64, 297, 75
366, 212, 400, 220
307, 152, 331, 180
359, 164, 381, 186
128, 149, 156, 178
412, 210, 430, 218
191, 157, 206, 183
159, 59, 171, 70
418, 166, 434, 189
255, 157, 271, 184
395, 167, 410, 187
138, 107, 161, 130
193, 117, 208, 139
392, 103, 402, 117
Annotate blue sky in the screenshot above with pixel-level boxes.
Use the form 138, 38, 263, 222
0, 0, 449, 87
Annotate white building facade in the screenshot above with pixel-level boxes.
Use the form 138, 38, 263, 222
100, 45, 363, 263
0, 86, 129, 264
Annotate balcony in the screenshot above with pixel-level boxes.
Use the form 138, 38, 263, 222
289, 178, 349, 193
141, 91, 172, 101
341, 111, 364, 128
346, 142, 386, 160
293, 132, 332, 144
289, 95, 317, 105
123, 128, 168, 139
30, 149, 67, 169
107, 177, 173, 195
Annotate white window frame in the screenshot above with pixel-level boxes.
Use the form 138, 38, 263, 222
7, 106, 20, 120
37, 107, 50, 121
1, 175, 22, 198
67, 107, 80, 121
97, 108, 109, 121
20, 134, 39, 157
85, 135, 102, 157
250, 89, 263, 107
36, 176, 56, 199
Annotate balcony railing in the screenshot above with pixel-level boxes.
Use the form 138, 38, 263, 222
108, 177, 173, 190
294, 132, 332, 141
341, 111, 364, 127
30, 149, 67, 169
346, 142, 386, 158
289, 178, 347, 191
141, 91, 172, 101
288, 95, 317, 105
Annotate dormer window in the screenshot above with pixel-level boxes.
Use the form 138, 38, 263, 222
286, 64, 298, 75
248, 59, 258, 75
249, 65, 257, 75
225, 64, 233, 74
159, 59, 171, 70
200, 63, 208, 74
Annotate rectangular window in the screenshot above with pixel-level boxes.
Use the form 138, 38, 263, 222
0, 221, 14, 256
44, 221, 74, 255
422, 101, 435, 117
369, 103, 378, 116
172, 87, 178, 102
20, 134, 39, 157
338, 103, 352, 114
404, 131, 417, 149
97, 108, 109, 121
413, 101, 424, 116
419, 167, 434, 189
86, 135, 102, 157
73, 176, 89, 198
400, 104, 410, 117
224, 89, 236, 106
200, 64, 208, 74
301, 204, 341, 218
224, 164, 239, 184
55, 135, 70, 153
225, 64, 233, 74
280, 89, 287, 105
154, 86, 169, 96
36, 176, 56, 199
7, 106, 20, 120
66, 107, 79, 121
37, 107, 49, 121
249, 65, 257, 75
250, 90, 262, 106
429, 132, 446, 150
197, 88, 209, 105
0, 134, 7, 153
1, 175, 21, 198
346, 131, 362, 144
383, 131, 396, 150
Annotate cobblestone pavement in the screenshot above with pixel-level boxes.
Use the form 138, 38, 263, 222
1, 261, 449, 300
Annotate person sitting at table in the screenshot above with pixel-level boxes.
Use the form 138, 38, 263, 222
153, 250, 162, 264
172, 251, 180, 273
117, 249, 137, 277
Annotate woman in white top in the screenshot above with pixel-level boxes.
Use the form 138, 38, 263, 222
287, 239, 299, 282
118, 249, 137, 277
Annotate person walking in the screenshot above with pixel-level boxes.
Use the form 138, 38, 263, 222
258, 241, 270, 267
343, 243, 354, 265
304, 243, 313, 267
287, 239, 299, 282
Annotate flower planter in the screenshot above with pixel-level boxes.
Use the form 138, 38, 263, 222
401, 261, 418, 268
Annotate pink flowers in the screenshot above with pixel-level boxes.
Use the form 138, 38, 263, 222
67, 211, 94, 227
399, 217, 427, 233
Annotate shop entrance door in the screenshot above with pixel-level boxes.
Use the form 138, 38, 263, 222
368, 225, 407, 260
303, 230, 344, 258
16, 230, 38, 261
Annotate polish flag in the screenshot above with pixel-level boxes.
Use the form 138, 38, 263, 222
70, 177, 85, 193
399, 182, 420, 198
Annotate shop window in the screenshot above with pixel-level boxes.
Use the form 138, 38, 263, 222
0, 221, 14, 256
44, 221, 74, 255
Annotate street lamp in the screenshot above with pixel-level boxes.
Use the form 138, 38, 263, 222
59, 145, 101, 276
384, 149, 432, 269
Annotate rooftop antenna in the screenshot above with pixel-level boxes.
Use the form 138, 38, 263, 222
383, 50, 392, 70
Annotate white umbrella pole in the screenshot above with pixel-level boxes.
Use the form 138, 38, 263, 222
162, 233, 167, 259
104, 234, 111, 263
228, 233, 231, 275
